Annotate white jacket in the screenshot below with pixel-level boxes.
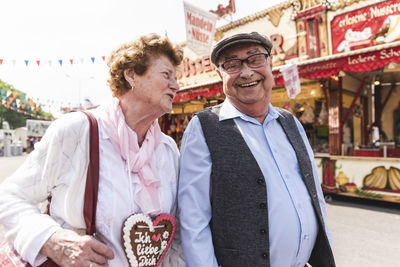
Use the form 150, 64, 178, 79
0, 109, 184, 266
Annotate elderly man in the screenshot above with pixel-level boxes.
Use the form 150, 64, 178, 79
178, 32, 335, 267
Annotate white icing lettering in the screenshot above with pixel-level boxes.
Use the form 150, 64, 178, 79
136, 244, 160, 256
139, 255, 157, 266
134, 232, 151, 243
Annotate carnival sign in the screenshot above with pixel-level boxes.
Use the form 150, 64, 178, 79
280, 64, 301, 99
26, 119, 52, 137
183, 2, 218, 56
331, 0, 400, 54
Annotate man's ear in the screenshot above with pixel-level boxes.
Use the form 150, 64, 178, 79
123, 69, 135, 87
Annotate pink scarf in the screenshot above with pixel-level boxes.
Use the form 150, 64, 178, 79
99, 98, 161, 215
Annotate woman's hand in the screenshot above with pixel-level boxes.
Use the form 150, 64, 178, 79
40, 229, 114, 267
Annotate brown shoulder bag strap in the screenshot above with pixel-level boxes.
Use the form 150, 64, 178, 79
81, 111, 100, 236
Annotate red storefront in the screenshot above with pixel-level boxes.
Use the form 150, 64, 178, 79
168, 0, 400, 203
285, 0, 400, 203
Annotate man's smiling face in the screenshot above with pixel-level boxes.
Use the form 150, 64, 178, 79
216, 43, 274, 115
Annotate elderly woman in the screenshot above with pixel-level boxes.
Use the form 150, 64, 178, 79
0, 34, 184, 267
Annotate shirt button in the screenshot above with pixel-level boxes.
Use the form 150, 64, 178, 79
304, 235, 309, 240
259, 203, 267, 209
257, 179, 264, 185
262, 252, 268, 258
260, 229, 266, 234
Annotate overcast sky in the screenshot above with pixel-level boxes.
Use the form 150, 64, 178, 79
0, 0, 284, 114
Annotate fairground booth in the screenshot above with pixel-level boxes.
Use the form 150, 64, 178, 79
161, 0, 400, 203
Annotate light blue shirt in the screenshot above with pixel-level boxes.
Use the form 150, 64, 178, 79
178, 100, 331, 267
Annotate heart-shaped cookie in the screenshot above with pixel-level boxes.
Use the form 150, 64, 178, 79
121, 213, 176, 267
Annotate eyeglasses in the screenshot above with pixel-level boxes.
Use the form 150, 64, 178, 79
219, 52, 270, 74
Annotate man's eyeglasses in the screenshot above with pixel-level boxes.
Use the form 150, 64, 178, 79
219, 52, 270, 74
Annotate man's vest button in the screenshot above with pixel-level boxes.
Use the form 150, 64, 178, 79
262, 252, 268, 258
259, 203, 267, 209
260, 229, 266, 234
257, 178, 264, 185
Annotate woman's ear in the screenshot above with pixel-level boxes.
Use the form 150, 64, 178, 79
123, 69, 135, 89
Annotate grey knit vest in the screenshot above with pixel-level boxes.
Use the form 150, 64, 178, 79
196, 104, 335, 267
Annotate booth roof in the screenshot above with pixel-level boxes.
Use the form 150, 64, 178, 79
273, 40, 400, 86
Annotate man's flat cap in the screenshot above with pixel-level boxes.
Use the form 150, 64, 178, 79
211, 32, 273, 66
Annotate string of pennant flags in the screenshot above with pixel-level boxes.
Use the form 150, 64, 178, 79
3, 104, 51, 120
0, 55, 109, 118
0, 88, 53, 121
0, 86, 92, 120
0, 56, 107, 67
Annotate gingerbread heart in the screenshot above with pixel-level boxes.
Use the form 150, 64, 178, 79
121, 213, 176, 267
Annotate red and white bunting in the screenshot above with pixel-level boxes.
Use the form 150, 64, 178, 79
281, 64, 301, 99
0, 56, 107, 67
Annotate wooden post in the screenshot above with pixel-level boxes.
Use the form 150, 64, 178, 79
362, 96, 369, 145
374, 84, 382, 129
328, 76, 342, 155
341, 76, 368, 126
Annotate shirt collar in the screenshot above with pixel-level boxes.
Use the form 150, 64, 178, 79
219, 98, 279, 125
